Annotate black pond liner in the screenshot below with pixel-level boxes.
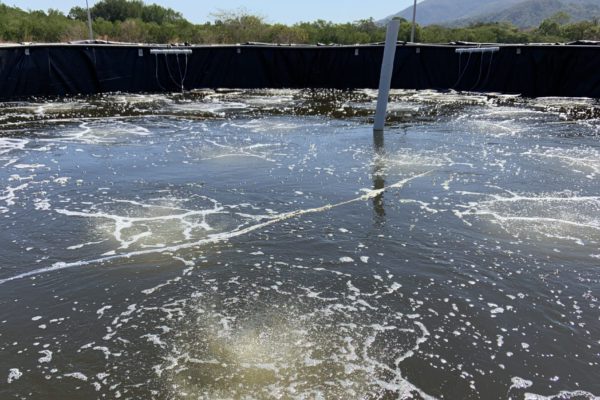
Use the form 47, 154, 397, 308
0, 41, 599, 100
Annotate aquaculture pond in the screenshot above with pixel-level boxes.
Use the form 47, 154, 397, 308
0, 90, 599, 399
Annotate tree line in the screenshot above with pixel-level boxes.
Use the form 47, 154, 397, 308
0, 1, 599, 44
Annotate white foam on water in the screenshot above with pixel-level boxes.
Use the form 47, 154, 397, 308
7, 368, 22, 384
510, 377, 533, 390
142, 277, 182, 296
168, 101, 249, 116
56, 196, 224, 250
379, 149, 445, 172
67, 240, 107, 250
0, 171, 431, 286
63, 372, 88, 381
34, 198, 51, 211
96, 306, 112, 319
228, 119, 311, 133
53, 177, 70, 185
141, 334, 166, 348
0, 183, 29, 208
242, 94, 295, 107
400, 89, 491, 106
469, 118, 526, 137
455, 191, 600, 245
2, 90, 599, 399
198, 139, 282, 162
0, 137, 29, 156
454, 106, 542, 138
38, 350, 52, 364
109, 93, 173, 105
30, 101, 89, 116
524, 391, 600, 400
524, 147, 600, 179
44, 120, 154, 145
151, 272, 438, 399
13, 163, 45, 170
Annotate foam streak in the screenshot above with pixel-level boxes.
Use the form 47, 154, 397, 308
0, 172, 431, 286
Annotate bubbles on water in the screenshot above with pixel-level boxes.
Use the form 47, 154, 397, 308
168, 100, 249, 116
43, 120, 153, 145
54, 195, 257, 252
194, 138, 284, 163
228, 118, 314, 134
84, 260, 438, 400
0, 90, 599, 399
0, 182, 30, 213
524, 147, 600, 180
378, 149, 447, 173
162, 301, 430, 398
523, 390, 600, 400
7, 368, 23, 384
455, 190, 600, 246
0, 137, 29, 156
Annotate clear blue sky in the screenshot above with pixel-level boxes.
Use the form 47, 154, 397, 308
11, 1, 419, 24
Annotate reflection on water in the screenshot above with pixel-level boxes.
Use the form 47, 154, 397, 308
373, 130, 387, 223
0, 90, 599, 400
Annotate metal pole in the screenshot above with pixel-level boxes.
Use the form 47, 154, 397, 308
410, 0, 417, 43
86, 0, 94, 41
373, 19, 400, 133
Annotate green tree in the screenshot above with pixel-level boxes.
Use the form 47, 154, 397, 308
1, 2, 600, 45
538, 11, 571, 37
91, 0, 143, 22
68, 6, 87, 21
141, 4, 183, 24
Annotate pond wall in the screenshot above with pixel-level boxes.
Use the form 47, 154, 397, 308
0, 42, 599, 99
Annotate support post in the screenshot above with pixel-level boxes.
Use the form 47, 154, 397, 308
373, 19, 400, 133
86, 0, 94, 41
410, 0, 418, 43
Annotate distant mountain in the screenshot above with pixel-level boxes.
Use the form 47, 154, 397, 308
380, 0, 524, 26
381, 0, 600, 28
454, 0, 600, 28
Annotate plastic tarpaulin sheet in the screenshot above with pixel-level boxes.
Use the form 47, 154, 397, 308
0, 43, 599, 100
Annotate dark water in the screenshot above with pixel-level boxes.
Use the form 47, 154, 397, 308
0, 90, 599, 399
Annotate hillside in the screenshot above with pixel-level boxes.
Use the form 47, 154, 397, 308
381, 0, 522, 25
382, 0, 600, 27
455, 0, 600, 28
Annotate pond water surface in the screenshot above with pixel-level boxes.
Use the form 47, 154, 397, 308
0, 90, 599, 399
